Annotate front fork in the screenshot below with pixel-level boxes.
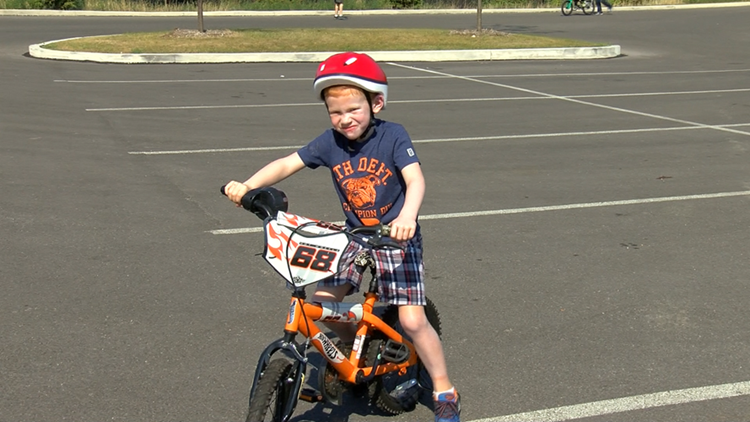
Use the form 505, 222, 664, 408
248, 333, 308, 422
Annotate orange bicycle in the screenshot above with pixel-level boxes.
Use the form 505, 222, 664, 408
223, 187, 441, 422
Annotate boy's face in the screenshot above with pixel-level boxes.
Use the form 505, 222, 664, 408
324, 87, 383, 141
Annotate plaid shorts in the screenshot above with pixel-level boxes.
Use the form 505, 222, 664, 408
321, 233, 426, 306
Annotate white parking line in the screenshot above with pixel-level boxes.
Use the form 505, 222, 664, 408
128, 124, 750, 155
88, 87, 750, 112
388, 63, 750, 137
54, 67, 750, 84
130, 144, 304, 155
208, 190, 750, 235
470, 380, 750, 422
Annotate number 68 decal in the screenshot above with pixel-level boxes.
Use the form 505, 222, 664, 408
289, 246, 338, 272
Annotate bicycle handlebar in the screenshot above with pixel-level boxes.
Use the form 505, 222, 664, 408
350, 225, 402, 250
221, 184, 274, 220
221, 185, 402, 249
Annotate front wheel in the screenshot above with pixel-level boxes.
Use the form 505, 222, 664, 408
367, 298, 442, 415
583, 0, 595, 14
246, 359, 295, 422
561, 0, 574, 15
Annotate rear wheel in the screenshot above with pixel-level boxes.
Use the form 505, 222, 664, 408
246, 359, 295, 422
561, 0, 574, 15
367, 298, 442, 415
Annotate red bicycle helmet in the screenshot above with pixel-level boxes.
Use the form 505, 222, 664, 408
313, 52, 389, 106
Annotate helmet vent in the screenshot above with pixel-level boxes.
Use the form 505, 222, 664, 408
344, 57, 357, 66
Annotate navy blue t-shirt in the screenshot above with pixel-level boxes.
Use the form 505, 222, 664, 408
297, 119, 420, 228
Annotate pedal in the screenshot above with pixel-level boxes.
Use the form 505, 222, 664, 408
299, 388, 324, 403
381, 339, 410, 363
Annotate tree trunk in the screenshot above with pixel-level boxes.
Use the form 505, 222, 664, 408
477, 0, 483, 32
197, 0, 205, 33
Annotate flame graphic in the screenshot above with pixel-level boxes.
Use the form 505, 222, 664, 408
266, 223, 297, 262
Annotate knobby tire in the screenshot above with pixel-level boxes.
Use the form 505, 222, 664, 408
367, 297, 442, 415
245, 359, 295, 422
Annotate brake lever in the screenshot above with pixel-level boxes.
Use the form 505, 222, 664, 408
365, 225, 404, 250
376, 241, 405, 250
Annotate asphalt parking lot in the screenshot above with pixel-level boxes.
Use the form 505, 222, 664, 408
2, 5, 750, 421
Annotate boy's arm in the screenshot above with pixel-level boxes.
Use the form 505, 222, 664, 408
224, 152, 306, 205
389, 162, 425, 242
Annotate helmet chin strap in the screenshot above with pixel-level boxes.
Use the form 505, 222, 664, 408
357, 121, 376, 142
347, 96, 377, 147
346, 120, 375, 151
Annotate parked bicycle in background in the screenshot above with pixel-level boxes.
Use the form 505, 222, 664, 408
561, 0, 594, 15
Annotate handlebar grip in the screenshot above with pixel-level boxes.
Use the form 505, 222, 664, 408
221, 184, 276, 221
241, 191, 259, 212
220, 184, 258, 211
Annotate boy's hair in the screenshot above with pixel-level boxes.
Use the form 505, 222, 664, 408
322, 85, 375, 102
322, 85, 384, 117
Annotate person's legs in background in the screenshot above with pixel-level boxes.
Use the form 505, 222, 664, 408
334, 0, 343, 18
596, 0, 612, 14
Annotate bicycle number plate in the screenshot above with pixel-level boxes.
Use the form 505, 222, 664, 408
264, 212, 351, 288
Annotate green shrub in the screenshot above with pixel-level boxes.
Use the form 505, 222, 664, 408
389, 0, 422, 8
30, 0, 84, 8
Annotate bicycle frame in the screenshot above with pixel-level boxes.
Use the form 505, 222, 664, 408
301, 296, 418, 382
248, 287, 419, 408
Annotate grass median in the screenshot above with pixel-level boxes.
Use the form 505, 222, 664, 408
44, 28, 601, 54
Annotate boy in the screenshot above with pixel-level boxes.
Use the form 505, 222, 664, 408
223, 52, 460, 422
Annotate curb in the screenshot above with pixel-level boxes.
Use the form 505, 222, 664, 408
28, 36, 621, 63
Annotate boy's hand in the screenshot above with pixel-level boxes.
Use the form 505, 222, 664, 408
224, 181, 251, 206
388, 216, 417, 242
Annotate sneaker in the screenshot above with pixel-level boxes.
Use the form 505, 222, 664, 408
334, 14, 338, 18
434, 391, 461, 422
607, 6, 612, 11
596, 11, 603, 15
